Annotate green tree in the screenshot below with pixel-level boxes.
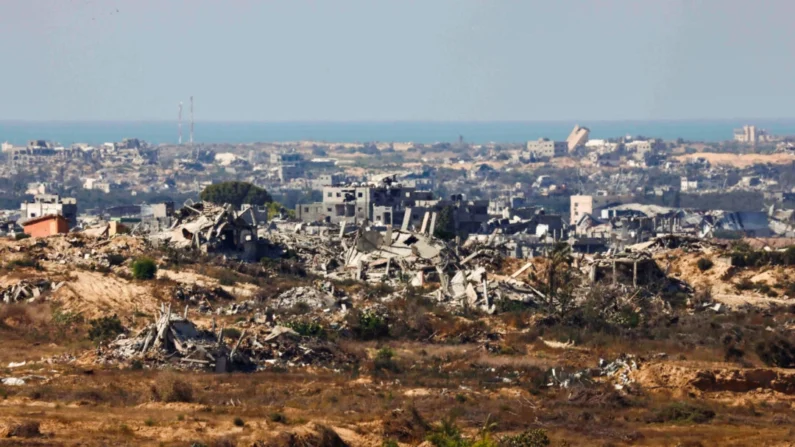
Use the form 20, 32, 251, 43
200, 181, 272, 208
433, 206, 456, 241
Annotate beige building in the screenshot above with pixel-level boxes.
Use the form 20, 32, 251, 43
733, 125, 772, 144
566, 125, 590, 152
570, 194, 611, 225
525, 138, 567, 159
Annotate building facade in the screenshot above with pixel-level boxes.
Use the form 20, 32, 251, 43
22, 215, 69, 238
570, 194, 612, 226
525, 139, 567, 159
20, 194, 78, 228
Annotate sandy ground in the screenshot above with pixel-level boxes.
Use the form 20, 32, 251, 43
675, 152, 795, 168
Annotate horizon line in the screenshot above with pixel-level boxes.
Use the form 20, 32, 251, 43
3, 118, 795, 124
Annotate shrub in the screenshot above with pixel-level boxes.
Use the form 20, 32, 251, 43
647, 402, 715, 424
152, 374, 194, 403
374, 347, 400, 374
287, 320, 326, 338
217, 271, 238, 286
426, 417, 467, 447
349, 310, 389, 340
269, 412, 287, 424
499, 429, 550, 447
7, 421, 41, 438
233, 417, 245, 427
131, 257, 157, 280
144, 417, 156, 427
223, 328, 242, 341
735, 278, 755, 291
107, 253, 126, 267
88, 314, 124, 343
696, 258, 713, 272
7, 256, 38, 269
14, 233, 30, 241
755, 334, 795, 367
383, 406, 431, 443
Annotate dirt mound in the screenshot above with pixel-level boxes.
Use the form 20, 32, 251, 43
675, 152, 795, 168
689, 368, 795, 395
633, 362, 795, 396
52, 271, 160, 318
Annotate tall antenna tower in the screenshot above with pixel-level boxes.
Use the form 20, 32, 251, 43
178, 102, 183, 145
189, 96, 194, 145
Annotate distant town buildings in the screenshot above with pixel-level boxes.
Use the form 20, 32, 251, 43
271, 152, 305, 182
295, 176, 429, 225
733, 125, 774, 144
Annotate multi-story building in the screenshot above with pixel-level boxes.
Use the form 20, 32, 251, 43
403, 196, 490, 234
524, 138, 567, 159
271, 152, 305, 182
295, 176, 432, 224
20, 194, 78, 228
566, 125, 590, 152
680, 177, 699, 192
311, 173, 346, 189
733, 125, 774, 144
570, 194, 612, 226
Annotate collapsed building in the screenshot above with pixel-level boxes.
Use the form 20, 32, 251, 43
148, 202, 269, 261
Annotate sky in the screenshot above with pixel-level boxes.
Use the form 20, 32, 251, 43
1, 0, 794, 122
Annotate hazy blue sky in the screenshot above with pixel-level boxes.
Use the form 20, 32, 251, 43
1, 0, 793, 121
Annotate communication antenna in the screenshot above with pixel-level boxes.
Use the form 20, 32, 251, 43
178, 102, 183, 145
189, 96, 194, 145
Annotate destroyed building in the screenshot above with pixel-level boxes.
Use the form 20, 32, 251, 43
294, 176, 433, 225
156, 202, 267, 261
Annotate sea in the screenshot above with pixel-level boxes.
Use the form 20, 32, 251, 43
2, 120, 795, 146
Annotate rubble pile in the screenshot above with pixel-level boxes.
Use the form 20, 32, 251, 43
627, 234, 726, 254
154, 201, 262, 261
548, 355, 641, 390
101, 303, 357, 371
173, 283, 234, 304
1, 234, 144, 269
1, 279, 60, 304
102, 303, 237, 371
274, 286, 347, 310
240, 325, 358, 370
266, 229, 344, 273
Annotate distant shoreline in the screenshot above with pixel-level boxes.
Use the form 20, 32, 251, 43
3, 119, 795, 146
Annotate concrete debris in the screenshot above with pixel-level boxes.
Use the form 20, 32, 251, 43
1, 279, 54, 304
548, 367, 594, 389
173, 283, 234, 305
274, 286, 340, 310
101, 302, 236, 372
599, 354, 639, 389
155, 201, 265, 261
242, 325, 358, 370
0, 375, 47, 386
99, 303, 356, 372
549, 354, 640, 390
